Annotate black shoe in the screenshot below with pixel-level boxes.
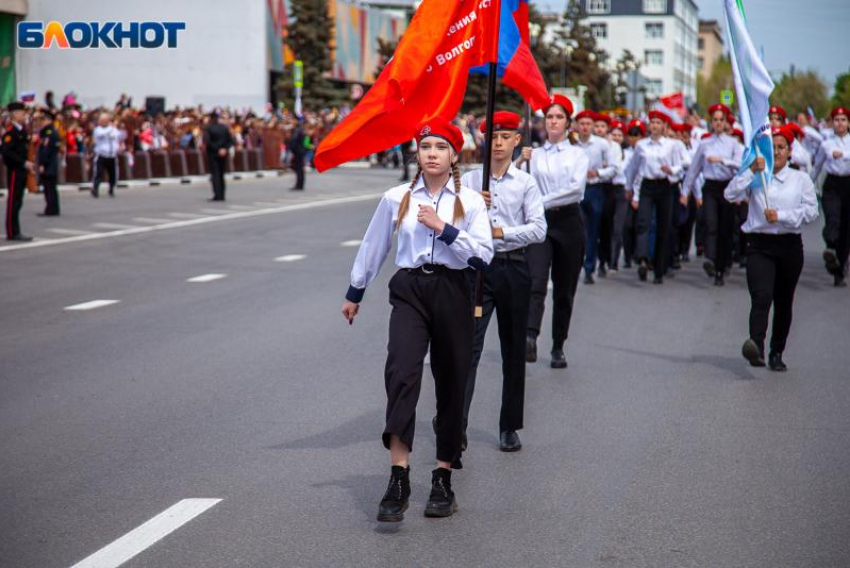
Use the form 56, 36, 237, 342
835, 274, 847, 288
90, 189, 99, 198
424, 468, 457, 518
37, 212, 59, 217
638, 260, 648, 281
653, 275, 663, 284
7, 234, 33, 242
108, 190, 115, 197
377, 465, 411, 522
742, 339, 765, 367
499, 430, 522, 452
550, 348, 567, 369
703, 260, 715, 278
823, 249, 840, 275
526, 336, 537, 363
598, 264, 607, 278
584, 273, 595, 285
671, 258, 682, 270
768, 351, 787, 372
714, 273, 724, 287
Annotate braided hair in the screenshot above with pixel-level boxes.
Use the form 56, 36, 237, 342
395, 154, 464, 231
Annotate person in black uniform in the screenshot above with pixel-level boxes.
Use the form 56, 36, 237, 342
203, 112, 233, 201
2, 102, 34, 241
37, 112, 61, 216
289, 117, 308, 190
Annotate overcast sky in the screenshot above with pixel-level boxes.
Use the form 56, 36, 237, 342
537, 0, 850, 89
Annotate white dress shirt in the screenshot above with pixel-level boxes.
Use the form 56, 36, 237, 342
611, 141, 628, 186
575, 134, 615, 184
683, 133, 744, 199
461, 164, 546, 252
811, 133, 850, 180
624, 136, 683, 202
802, 125, 824, 158
725, 165, 818, 234
346, 177, 494, 302
670, 138, 691, 184
92, 125, 120, 158
527, 139, 589, 209
790, 141, 812, 174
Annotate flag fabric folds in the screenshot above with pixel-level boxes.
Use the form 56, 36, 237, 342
723, 0, 775, 188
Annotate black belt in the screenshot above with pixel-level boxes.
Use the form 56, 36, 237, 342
406, 263, 455, 275
493, 248, 527, 262
547, 203, 580, 213
826, 173, 850, 182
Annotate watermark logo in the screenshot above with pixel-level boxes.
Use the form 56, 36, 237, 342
17, 21, 186, 49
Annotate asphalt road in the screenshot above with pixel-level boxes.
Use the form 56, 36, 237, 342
1, 167, 849, 568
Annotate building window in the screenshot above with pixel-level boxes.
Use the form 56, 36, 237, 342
645, 22, 664, 39
697, 57, 703, 69
645, 50, 664, 66
697, 37, 705, 50
646, 79, 663, 98
590, 23, 608, 39
586, 0, 610, 14
643, 0, 667, 13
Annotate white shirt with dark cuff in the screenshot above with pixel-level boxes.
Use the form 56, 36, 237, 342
576, 135, 615, 185
725, 165, 819, 234
811, 133, 850, 181
92, 125, 121, 158
345, 178, 494, 303
461, 165, 547, 253
624, 136, 683, 203
682, 133, 744, 200
527, 140, 589, 210
610, 141, 627, 187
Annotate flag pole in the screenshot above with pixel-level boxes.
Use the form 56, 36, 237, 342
754, 143, 770, 210
525, 103, 532, 173
475, 60, 498, 318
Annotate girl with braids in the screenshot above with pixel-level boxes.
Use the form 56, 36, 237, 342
342, 118, 493, 522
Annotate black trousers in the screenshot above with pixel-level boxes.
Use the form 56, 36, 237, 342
703, 179, 735, 271
463, 255, 531, 433
678, 193, 698, 258
746, 233, 804, 354
93, 155, 117, 195
636, 179, 673, 277
41, 174, 59, 215
623, 201, 638, 264
292, 153, 305, 189
822, 174, 850, 274
527, 204, 585, 348
5, 167, 27, 238
209, 154, 227, 200
733, 202, 749, 262
384, 267, 473, 467
610, 184, 628, 268
598, 183, 617, 268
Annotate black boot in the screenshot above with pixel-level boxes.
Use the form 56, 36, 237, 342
526, 336, 537, 363
424, 468, 457, 518
742, 339, 765, 367
376, 465, 410, 522
703, 260, 715, 278
768, 351, 787, 372
638, 259, 648, 281
835, 274, 847, 288
550, 348, 567, 369
714, 272, 725, 287
499, 430, 522, 452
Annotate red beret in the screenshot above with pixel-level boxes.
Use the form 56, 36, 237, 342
831, 106, 849, 119
785, 123, 804, 139
648, 110, 671, 125
610, 120, 626, 132
708, 103, 732, 118
682, 123, 694, 132
769, 105, 787, 120
732, 127, 744, 140
544, 94, 574, 118
772, 126, 793, 146
575, 110, 597, 122
701, 132, 713, 140
627, 119, 646, 136
479, 111, 521, 133
595, 113, 612, 125
415, 119, 464, 153
671, 123, 686, 133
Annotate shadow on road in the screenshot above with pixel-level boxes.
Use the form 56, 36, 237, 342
605, 345, 757, 381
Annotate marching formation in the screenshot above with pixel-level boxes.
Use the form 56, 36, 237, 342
337, 97, 843, 523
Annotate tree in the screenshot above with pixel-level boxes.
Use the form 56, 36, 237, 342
554, 0, 610, 109
771, 70, 829, 119
832, 69, 850, 110
276, 0, 343, 109
374, 37, 398, 79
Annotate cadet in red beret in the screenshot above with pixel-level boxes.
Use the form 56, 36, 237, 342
342, 116, 494, 521
769, 105, 788, 128
813, 106, 850, 286
517, 94, 588, 369
783, 123, 813, 174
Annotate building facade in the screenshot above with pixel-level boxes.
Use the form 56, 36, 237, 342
584, 0, 699, 104
697, 19, 724, 80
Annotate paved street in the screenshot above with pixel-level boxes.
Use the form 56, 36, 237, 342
1, 167, 849, 568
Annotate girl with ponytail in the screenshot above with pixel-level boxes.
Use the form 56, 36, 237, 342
341, 118, 493, 522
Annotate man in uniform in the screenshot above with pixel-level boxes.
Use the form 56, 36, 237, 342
289, 117, 308, 190
203, 112, 233, 201
2, 102, 34, 241
37, 112, 61, 216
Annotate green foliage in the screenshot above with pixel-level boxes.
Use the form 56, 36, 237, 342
832, 69, 850, 110
696, 55, 733, 112
771, 70, 829, 119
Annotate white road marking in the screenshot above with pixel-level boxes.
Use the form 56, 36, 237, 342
167, 212, 206, 219
274, 254, 307, 262
252, 201, 281, 207
47, 228, 98, 236
0, 193, 383, 253
64, 300, 120, 311
92, 222, 142, 230
133, 217, 173, 224
341, 240, 362, 247
68, 498, 221, 568
187, 273, 227, 283
199, 209, 231, 215
225, 204, 255, 210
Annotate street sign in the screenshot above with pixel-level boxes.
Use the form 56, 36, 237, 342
294, 60, 304, 89
721, 89, 734, 105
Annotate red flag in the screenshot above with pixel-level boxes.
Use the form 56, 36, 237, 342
660, 92, 684, 110
314, 0, 501, 172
